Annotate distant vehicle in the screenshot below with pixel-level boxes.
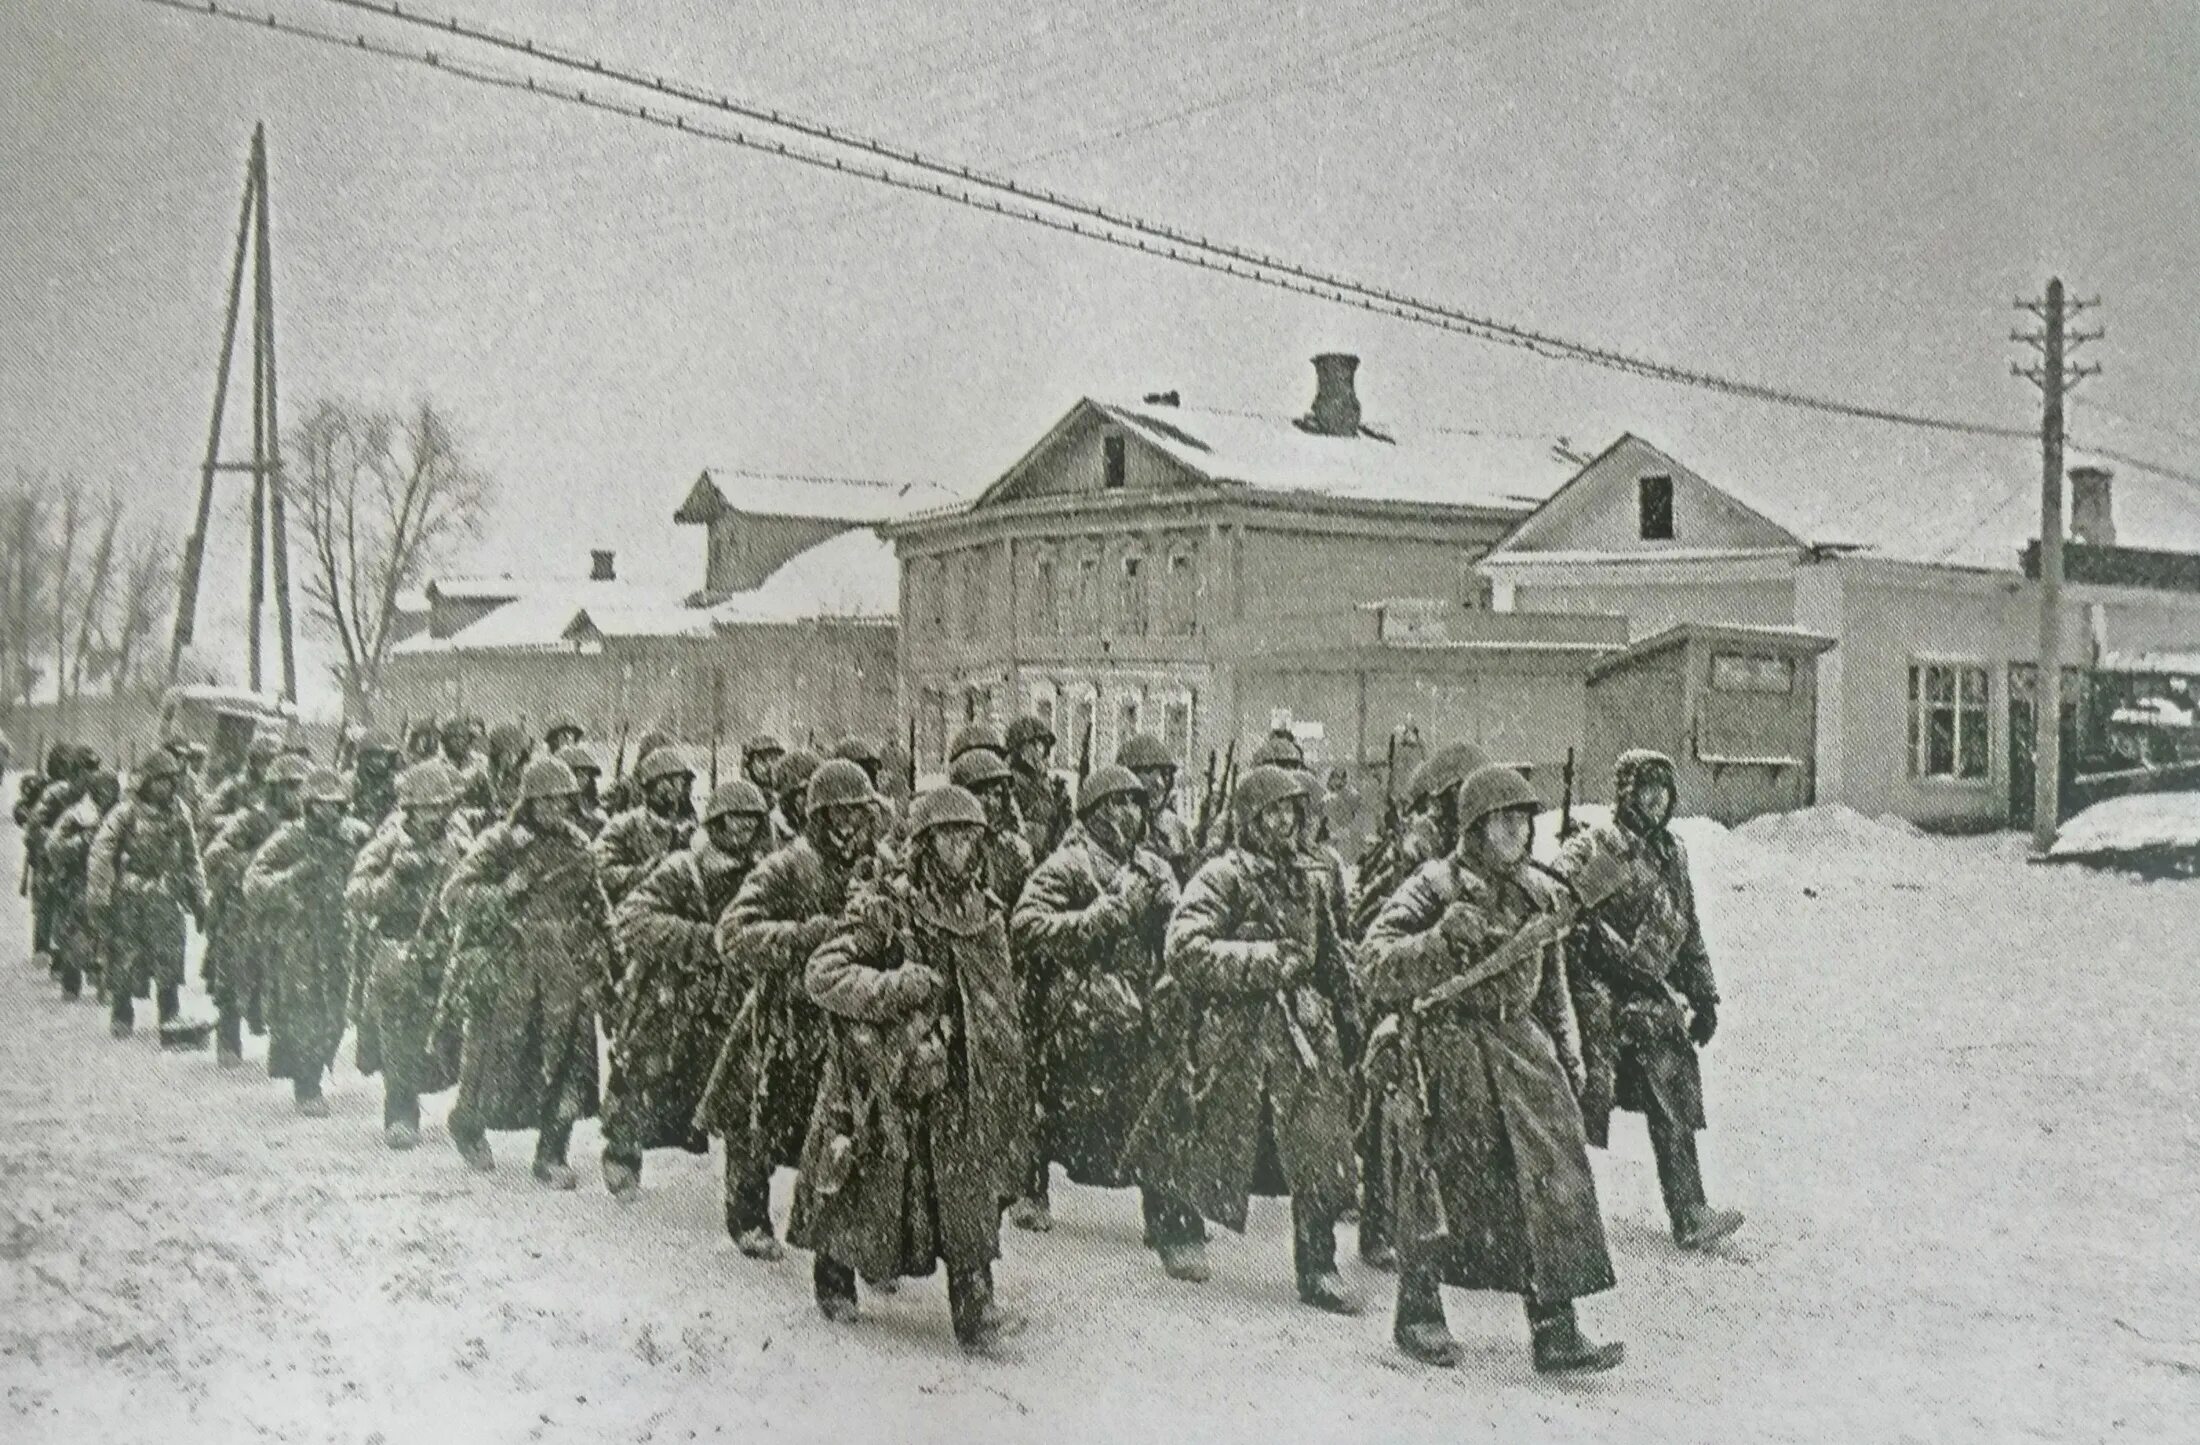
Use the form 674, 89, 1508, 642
2105, 695, 2200, 768
160, 684, 297, 779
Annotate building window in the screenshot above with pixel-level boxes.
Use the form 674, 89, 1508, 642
1031, 553, 1059, 636
1103, 432, 1127, 490
1067, 689, 1096, 769
925, 558, 947, 635
1163, 697, 1192, 762
1639, 474, 1675, 541
1117, 692, 1141, 748
1166, 546, 1198, 636
1119, 551, 1148, 636
1073, 549, 1101, 635
958, 552, 982, 640
1711, 653, 1794, 694
1908, 662, 1989, 780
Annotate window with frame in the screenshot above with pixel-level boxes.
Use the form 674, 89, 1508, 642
1908, 662, 1989, 780
1163, 697, 1192, 761
1166, 546, 1198, 636
1102, 432, 1127, 490
1119, 551, 1148, 636
1711, 652, 1794, 694
1073, 549, 1100, 634
1117, 693, 1141, 749
1639, 474, 1675, 541
958, 553, 983, 640
1030, 551, 1059, 636
924, 558, 947, 635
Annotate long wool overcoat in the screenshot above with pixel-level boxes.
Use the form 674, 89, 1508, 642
243, 816, 373, 1084
85, 793, 206, 999
787, 870, 1028, 1283
1009, 823, 1179, 1188
201, 803, 284, 1014
1360, 850, 1616, 1303
345, 814, 471, 1095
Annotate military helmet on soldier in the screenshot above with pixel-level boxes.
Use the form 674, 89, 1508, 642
949, 747, 1012, 791
1004, 715, 1055, 754
556, 743, 601, 778
356, 728, 400, 759
830, 735, 882, 768
949, 720, 1006, 762
1455, 763, 1540, 832
908, 784, 986, 838
1078, 763, 1146, 816
1249, 730, 1305, 770
396, 759, 462, 809
304, 767, 350, 805
806, 758, 878, 815
518, 756, 580, 802
248, 732, 284, 763
742, 732, 784, 760
1233, 763, 1311, 822
136, 750, 183, 783
267, 753, 313, 786
1407, 741, 1492, 807
774, 747, 821, 796
636, 746, 695, 785
1115, 733, 1176, 772
704, 779, 770, 823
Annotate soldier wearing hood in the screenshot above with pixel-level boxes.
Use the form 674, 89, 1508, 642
1011, 764, 1187, 1246
789, 785, 1030, 1354
696, 759, 888, 1259
244, 767, 373, 1114
203, 752, 310, 1062
1129, 764, 1361, 1314
346, 759, 472, 1148
591, 747, 697, 908
1551, 749, 1743, 1253
86, 751, 206, 1037
434, 756, 621, 1188
45, 766, 120, 1001
1361, 763, 1623, 1374
600, 779, 773, 1200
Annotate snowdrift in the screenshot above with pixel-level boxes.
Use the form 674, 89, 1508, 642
2047, 791, 2200, 873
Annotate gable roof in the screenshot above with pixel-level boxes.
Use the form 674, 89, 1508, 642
706, 527, 898, 624
681, 467, 960, 525
967, 398, 1581, 517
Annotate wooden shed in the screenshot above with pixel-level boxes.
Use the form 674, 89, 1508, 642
1582, 622, 1836, 824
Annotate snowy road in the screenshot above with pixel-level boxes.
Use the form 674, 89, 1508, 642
3, 809, 2196, 1443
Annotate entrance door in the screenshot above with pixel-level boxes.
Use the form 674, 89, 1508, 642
2007, 664, 2083, 827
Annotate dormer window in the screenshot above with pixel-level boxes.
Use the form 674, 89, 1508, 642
1638, 474, 1674, 541
1103, 432, 1127, 490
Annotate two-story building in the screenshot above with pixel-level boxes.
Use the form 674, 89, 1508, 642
880, 355, 1617, 790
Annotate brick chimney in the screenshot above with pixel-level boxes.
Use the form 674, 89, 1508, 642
590, 549, 617, 581
2069, 466, 2115, 547
1304, 353, 1362, 437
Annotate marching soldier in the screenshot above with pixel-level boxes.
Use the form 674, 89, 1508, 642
27, 744, 94, 980
559, 744, 610, 838
161, 737, 209, 826
696, 758, 888, 1260
405, 718, 442, 763
1004, 716, 1071, 861
349, 729, 404, 827
790, 785, 1030, 1353
435, 756, 620, 1187
203, 752, 310, 1064
482, 722, 533, 817
205, 732, 281, 829
543, 714, 586, 755
592, 746, 697, 907
1116, 734, 1194, 884
947, 747, 1034, 907
345, 759, 471, 1149
438, 717, 488, 812
1130, 764, 1361, 1313
829, 736, 886, 793
599, 779, 772, 1200
244, 768, 373, 1115
1010, 764, 1186, 1251
1550, 749, 1743, 1252
1360, 762, 1623, 1374
740, 734, 785, 794
948, 720, 1006, 768
767, 747, 819, 849
45, 767, 120, 1001
86, 751, 207, 1038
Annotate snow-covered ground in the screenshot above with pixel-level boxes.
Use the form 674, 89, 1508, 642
4, 806, 2197, 1443
2051, 791, 2200, 860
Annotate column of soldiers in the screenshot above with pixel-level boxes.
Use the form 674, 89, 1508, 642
14, 707, 1745, 1370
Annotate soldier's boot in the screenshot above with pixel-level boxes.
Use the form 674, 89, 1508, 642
600, 1148, 642, 1202
1292, 1199, 1363, 1316
383, 1088, 421, 1151
451, 1121, 495, 1174
1393, 1269, 1463, 1368
215, 1008, 245, 1068
948, 1263, 1026, 1357
32, 948, 54, 978
1528, 1298, 1625, 1376
532, 1124, 578, 1191
109, 990, 134, 1039
813, 1257, 860, 1325
1007, 1155, 1053, 1232
1145, 1191, 1212, 1282
724, 1157, 784, 1259
57, 960, 81, 1001
1650, 1114, 1743, 1251
293, 1075, 331, 1119
156, 985, 181, 1027
1358, 1118, 1397, 1269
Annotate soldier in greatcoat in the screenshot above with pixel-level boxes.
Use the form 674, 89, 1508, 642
790, 785, 1029, 1353
85, 751, 206, 1038
1129, 764, 1361, 1313
695, 758, 887, 1259
203, 732, 280, 833
1117, 734, 1194, 884
591, 746, 697, 908
1004, 716, 1071, 861
439, 716, 490, 817
345, 759, 471, 1148
1361, 763, 1623, 1374
244, 768, 373, 1114
482, 722, 532, 818
45, 767, 119, 1001
435, 755, 620, 1188
543, 714, 586, 756
599, 779, 771, 1200
1010, 764, 1190, 1254
203, 752, 309, 1064
767, 747, 819, 850
348, 729, 403, 827
740, 734, 785, 795
27, 744, 93, 980
1550, 748, 1744, 1252
558, 744, 610, 839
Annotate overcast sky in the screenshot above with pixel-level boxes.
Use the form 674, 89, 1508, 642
4, 0, 2197, 708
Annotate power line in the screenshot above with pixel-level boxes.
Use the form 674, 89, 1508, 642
2074, 394, 2200, 450
283, 0, 2042, 440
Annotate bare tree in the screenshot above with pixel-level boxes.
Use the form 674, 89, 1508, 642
0, 477, 54, 707
291, 399, 493, 722
68, 490, 123, 701
49, 478, 84, 704
110, 519, 177, 696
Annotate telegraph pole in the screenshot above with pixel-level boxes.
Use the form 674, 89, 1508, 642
2013, 279, 2101, 851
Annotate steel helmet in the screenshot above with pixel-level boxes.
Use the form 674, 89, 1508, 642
396, 760, 462, 809
248, 733, 283, 763
487, 721, 528, 753
1407, 741, 1492, 806
742, 732, 785, 760
949, 721, 1006, 762
544, 713, 584, 741
356, 728, 400, 758
949, 747, 1012, 791
518, 755, 580, 802
304, 767, 350, 805
1233, 763, 1311, 823
136, 750, 182, 782
774, 747, 821, 796
704, 779, 770, 823
830, 735, 882, 768
806, 758, 879, 815
267, 753, 313, 786
1078, 763, 1147, 816
1456, 763, 1541, 832
1115, 733, 1177, 772
555, 743, 602, 777
1614, 748, 1678, 797
1249, 731, 1305, 769
632, 729, 675, 762
908, 784, 986, 838
1004, 716, 1056, 753
636, 747, 695, 785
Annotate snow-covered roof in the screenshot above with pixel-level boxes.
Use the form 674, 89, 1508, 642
394, 577, 688, 655
683, 468, 959, 524
708, 528, 898, 625
426, 576, 533, 602
1093, 401, 1577, 513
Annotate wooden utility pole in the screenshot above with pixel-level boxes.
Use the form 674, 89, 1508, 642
2014, 279, 2101, 852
